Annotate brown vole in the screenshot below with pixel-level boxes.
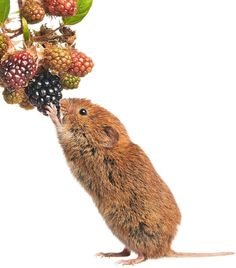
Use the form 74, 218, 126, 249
45, 99, 233, 265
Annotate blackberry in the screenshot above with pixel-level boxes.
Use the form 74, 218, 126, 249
44, 45, 72, 73
2, 88, 26, 104
21, 0, 46, 24
25, 70, 63, 116
0, 51, 37, 90
68, 50, 94, 77
60, 72, 80, 89
43, 0, 77, 17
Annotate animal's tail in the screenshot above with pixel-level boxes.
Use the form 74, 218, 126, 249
167, 249, 234, 258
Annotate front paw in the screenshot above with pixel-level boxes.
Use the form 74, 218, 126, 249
45, 103, 62, 127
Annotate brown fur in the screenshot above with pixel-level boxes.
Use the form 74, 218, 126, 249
49, 98, 233, 260
56, 98, 180, 258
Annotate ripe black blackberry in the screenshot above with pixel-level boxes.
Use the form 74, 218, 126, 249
25, 70, 63, 116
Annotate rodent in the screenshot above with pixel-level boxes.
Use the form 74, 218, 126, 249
45, 98, 233, 265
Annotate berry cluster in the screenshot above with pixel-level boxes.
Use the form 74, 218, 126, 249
0, 0, 94, 116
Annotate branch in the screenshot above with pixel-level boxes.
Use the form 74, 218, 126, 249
10, 29, 23, 39
2, 25, 22, 34
18, 0, 23, 34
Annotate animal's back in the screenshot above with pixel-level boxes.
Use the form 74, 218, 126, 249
97, 142, 181, 258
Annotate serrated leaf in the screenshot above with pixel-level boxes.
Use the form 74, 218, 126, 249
22, 17, 30, 42
63, 0, 93, 25
0, 0, 10, 25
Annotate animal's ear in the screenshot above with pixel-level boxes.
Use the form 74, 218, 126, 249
101, 126, 119, 148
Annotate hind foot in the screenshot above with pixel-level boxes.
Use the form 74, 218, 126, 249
117, 254, 146, 265
96, 248, 131, 258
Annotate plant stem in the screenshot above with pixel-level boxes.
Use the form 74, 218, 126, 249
18, 0, 23, 31
2, 25, 22, 34
10, 29, 23, 39
32, 25, 65, 43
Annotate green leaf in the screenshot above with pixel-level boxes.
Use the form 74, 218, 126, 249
22, 17, 30, 42
63, 0, 93, 25
0, 0, 10, 25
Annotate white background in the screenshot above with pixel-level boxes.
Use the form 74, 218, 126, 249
0, 1, 235, 267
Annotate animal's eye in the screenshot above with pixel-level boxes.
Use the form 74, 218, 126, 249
79, 108, 87, 116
